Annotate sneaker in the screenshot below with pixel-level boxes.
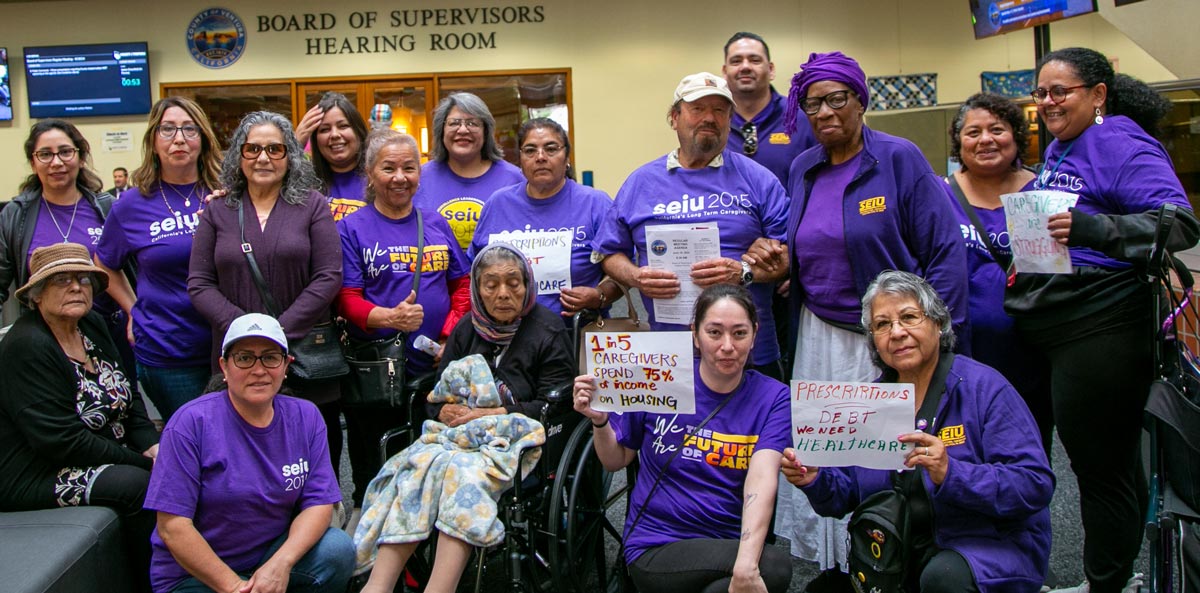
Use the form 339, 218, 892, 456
806, 568, 855, 593
1045, 573, 1144, 593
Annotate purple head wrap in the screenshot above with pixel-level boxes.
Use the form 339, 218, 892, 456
784, 51, 870, 135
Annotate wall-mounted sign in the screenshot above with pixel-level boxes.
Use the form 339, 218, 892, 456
187, 7, 247, 69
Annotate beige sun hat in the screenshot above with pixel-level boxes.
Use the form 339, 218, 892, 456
15, 242, 109, 305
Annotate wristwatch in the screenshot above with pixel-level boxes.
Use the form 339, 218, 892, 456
740, 261, 754, 286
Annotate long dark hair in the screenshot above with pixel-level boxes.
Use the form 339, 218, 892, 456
517, 117, 574, 180
309, 92, 369, 192
20, 119, 104, 195
1037, 47, 1172, 137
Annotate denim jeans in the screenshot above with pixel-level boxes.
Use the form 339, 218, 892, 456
137, 363, 213, 421
170, 527, 355, 593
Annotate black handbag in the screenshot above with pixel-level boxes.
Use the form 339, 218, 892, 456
239, 201, 349, 381
342, 208, 427, 407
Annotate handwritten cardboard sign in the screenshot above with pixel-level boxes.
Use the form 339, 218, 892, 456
488, 230, 573, 295
1001, 190, 1079, 274
584, 331, 694, 414
790, 380, 915, 470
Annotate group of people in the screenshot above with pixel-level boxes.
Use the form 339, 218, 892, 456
0, 31, 1191, 593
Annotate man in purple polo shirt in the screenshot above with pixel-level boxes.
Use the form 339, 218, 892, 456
594, 72, 790, 381
723, 32, 815, 188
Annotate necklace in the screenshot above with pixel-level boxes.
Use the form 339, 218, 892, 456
44, 197, 81, 243
162, 181, 197, 208
159, 186, 180, 217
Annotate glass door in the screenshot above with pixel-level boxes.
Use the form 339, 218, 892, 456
367, 81, 433, 161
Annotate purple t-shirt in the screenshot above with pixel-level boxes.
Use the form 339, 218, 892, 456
793, 152, 863, 325
326, 170, 367, 222
1036, 115, 1191, 270
594, 149, 790, 365
144, 391, 341, 593
412, 159, 524, 249
96, 186, 211, 367
30, 199, 116, 314
338, 205, 469, 373
612, 367, 791, 563
728, 90, 816, 188
469, 180, 613, 315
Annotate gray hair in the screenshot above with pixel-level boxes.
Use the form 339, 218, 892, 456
363, 128, 420, 203
860, 270, 956, 367
430, 92, 504, 163
474, 244, 529, 284
218, 111, 320, 207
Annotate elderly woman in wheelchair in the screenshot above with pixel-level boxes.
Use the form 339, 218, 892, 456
353, 243, 575, 593
574, 284, 795, 593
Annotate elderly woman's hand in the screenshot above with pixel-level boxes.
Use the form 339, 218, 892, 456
780, 448, 820, 488
634, 267, 681, 299
572, 375, 609, 426
559, 286, 603, 315
899, 431, 949, 485
387, 291, 424, 332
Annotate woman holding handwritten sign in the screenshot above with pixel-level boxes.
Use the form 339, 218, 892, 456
1007, 47, 1197, 593
574, 284, 793, 593
783, 271, 1053, 593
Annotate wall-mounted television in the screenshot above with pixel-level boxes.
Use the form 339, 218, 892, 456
23, 41, 150, 118
0, 48, 12, 122
970, 0, 1099, 39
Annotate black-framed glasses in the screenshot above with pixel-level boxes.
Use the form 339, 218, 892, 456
519, 143, 564, 158
801, 90, 854, 115
47, 272, 94, 288
32, 148, 78, 163
740, 122, 758, 156
158, 124, 201, 140
229, 351, 286, 369
446, 118, 482, 130
868, 311, 928, 335
1030, 84, 1088, 103
241, 143, 288, 160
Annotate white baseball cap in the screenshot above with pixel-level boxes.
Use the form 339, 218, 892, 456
674, 72, 733, 104
222, 313, 289, 356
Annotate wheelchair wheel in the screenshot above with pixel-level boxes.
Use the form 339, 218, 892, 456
546, 421, 630, 593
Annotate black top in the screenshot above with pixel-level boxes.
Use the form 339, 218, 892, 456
427, 304, 575, 421
0, 309, 158, 511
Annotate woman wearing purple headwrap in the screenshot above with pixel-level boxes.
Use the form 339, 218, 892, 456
746, 51, 969, 592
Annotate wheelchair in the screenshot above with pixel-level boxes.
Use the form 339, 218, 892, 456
1144, 204, 1200, 593
368, 316, 630, 593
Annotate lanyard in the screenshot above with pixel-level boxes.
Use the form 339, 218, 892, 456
1034, 140, 1075, 190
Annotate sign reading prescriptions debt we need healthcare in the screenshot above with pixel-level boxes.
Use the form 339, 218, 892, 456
585, 331, 694, 415
790, 380, 915, 471
488, 230, 572, 295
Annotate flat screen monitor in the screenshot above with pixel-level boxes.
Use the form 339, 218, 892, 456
23, 41, 151, 118
970, 0, 1099, 39
0, 47, 12, 122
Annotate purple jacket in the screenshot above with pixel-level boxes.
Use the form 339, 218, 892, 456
786, 125, 970, 349
801, 354, 1053, 593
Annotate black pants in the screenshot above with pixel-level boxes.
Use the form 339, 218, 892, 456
1021, 299, 1154, 593
918, 550, 979, 593
344, 405, 411, 507
90, 464, 154, 593
628, 538, 792, 593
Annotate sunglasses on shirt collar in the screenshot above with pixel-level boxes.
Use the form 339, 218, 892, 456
739, 122, 758, 156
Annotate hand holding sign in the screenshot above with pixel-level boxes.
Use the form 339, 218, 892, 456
584, 331, 694, 414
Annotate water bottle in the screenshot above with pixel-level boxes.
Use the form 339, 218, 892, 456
414, 334, 440, 356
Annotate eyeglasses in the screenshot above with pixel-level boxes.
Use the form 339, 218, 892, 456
229, 351, 287, 369
446, 118, 482, 130
801, 90, 854, 115
520, 143, 564, 158
47, 272, 94, 288
32, 148, 78, 163
158, 124, 201, 140
740, 122, 758, 156
1031, 84, 1088, 103
868, 311, 928, 335
241, 143, 288, 160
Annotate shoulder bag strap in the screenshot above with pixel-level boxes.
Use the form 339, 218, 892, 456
238, 200, 282, 318
412, 208, 425, 300
948, 174, 1011, 270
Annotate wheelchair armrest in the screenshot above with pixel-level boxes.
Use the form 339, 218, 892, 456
540, 380, 576, 421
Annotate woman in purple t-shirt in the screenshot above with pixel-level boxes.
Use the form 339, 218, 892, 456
294, 91, 370, 222
95, 97, 222, 421
573, 284, 793, 593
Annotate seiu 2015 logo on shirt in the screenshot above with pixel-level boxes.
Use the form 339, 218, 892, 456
651, 192, 753, 218
500, 224, 589, 243
281, 456, 310, 491
1038, 169, 1084, 192
149, 212, 200, 238
87, 226, 103, 245
959, 224, 1010, 254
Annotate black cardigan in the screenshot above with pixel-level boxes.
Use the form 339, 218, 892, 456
0, 309, 158, 510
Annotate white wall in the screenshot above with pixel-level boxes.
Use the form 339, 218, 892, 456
0, 0, 1180, 197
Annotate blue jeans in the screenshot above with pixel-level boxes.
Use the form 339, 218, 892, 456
137, 363, 213, 421
170, 527, 355, 593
